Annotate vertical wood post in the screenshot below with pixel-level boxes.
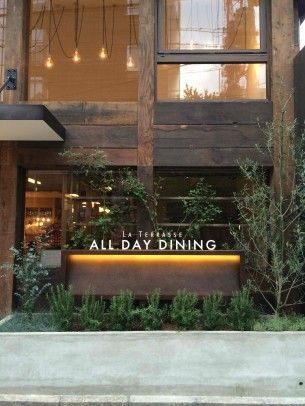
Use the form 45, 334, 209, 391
271, 0, 299, 195
0, 0, 30, 317
137, 0, 155, 232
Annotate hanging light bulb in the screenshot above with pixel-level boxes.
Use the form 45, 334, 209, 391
45, 55, 54, 69
99, 46, 108, 60
73, 49, 81, 63
127, 54, 135, 69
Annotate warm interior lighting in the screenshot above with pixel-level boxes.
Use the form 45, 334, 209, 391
73, 49, 81, 63
127, 55, 135, 69
27, 178, 36, 184
45, 55, 54, 69
69, 254, 241, 265
99, 46, 108, 60
65, 193, 80, 198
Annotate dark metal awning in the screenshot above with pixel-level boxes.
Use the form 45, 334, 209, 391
0, 104, 65, 141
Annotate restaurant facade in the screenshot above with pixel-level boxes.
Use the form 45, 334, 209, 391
0, 0, 303, 316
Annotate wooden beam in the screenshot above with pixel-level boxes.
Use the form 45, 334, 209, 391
0, 0, 30, 317
3, 0, 29, 103
0, 143, 17, 317
137, 0, 155, 231
155, 101, 273, 125
271, 0, 299, 194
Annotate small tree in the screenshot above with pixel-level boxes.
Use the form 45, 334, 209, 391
1, 237, 50, 320
231, 100, 305, 315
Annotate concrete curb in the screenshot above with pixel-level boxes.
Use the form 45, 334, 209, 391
1, 395, 305, 405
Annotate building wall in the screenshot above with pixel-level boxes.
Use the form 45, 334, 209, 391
0, 0, 300, 316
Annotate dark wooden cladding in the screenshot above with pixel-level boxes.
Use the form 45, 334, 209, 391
155, 147, 272, 167
154, 125, 266, 149
24, 101, 138, 126
63, 250, 242, 298
294, 47, 305, 128
155, 101, 273, 125
17, 147, 137, 167
18, 126, 138, 149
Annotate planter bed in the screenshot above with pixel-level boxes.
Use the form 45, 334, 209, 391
1, 329, 305, 401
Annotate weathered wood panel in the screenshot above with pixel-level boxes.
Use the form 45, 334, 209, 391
154, 125, 265, 149
154, 147, 272, 167
271, 0, 299, 195
294, 47, 305, 128
137, 0, 155, 232
0, 0, 30, 316
17, 147, 137, 167
24, 102, 138, 126
18, 125, 138, 149
155, 101, 273, 125
0, 143, 17, 316
3, 0, 29, 103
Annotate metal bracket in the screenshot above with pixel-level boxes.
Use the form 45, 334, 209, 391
5, 68, 17, 90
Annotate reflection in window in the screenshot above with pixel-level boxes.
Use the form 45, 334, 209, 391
28, 0, 139, 101
0, 0, 7, 102
25, 171, 64, 249
156, 172, 244, 246
162, 0, 261, 51
157, 63, 266, 100
24, 170, 137, 249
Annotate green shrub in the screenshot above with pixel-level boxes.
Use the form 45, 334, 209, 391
227, 286, 258, 331
202, 291, 226, 330
137, 289, 166, 330
78, 293, 106, 331
47, 284, 74, 331
2, 241, 50, 320
170, 290, 200, 330
254, 315, 305, 331
109, 290, 135, 330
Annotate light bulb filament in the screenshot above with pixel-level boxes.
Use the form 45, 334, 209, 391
73, 49, 81, 63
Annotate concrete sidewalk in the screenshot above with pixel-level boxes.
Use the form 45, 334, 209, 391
1, 394, 305, 405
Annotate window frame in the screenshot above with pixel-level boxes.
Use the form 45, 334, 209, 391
155, 0, 270, 100
157, 0, 268, 59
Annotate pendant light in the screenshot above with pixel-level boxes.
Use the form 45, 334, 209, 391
73, 0, 84, 63
127, 0, 135, 69
45, 0, 54, 68
99, 0, 108, 60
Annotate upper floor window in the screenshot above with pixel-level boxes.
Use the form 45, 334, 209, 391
157, 0, 268, 101
28, 0, 139, 102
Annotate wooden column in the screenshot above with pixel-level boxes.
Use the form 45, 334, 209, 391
137, 0, 155, 232
0, 0, 30, 317
271, 0, 299, 195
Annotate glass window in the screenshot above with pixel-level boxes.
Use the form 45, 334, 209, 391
155, 172, 245, 247
28, 0, 139, 101
24, 170, 137, 249
157, 63, 266, 100
25, 171, 64, 249
161, 0, 261, 51
0, 0, 7, 102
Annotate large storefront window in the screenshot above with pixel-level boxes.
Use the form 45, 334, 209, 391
25, 171, 64, 248
157, 0, 268, 101
155, 172, 244, 247
24, 170, 136, 249
0, 0, 7, 102
28, 0, 139, 101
